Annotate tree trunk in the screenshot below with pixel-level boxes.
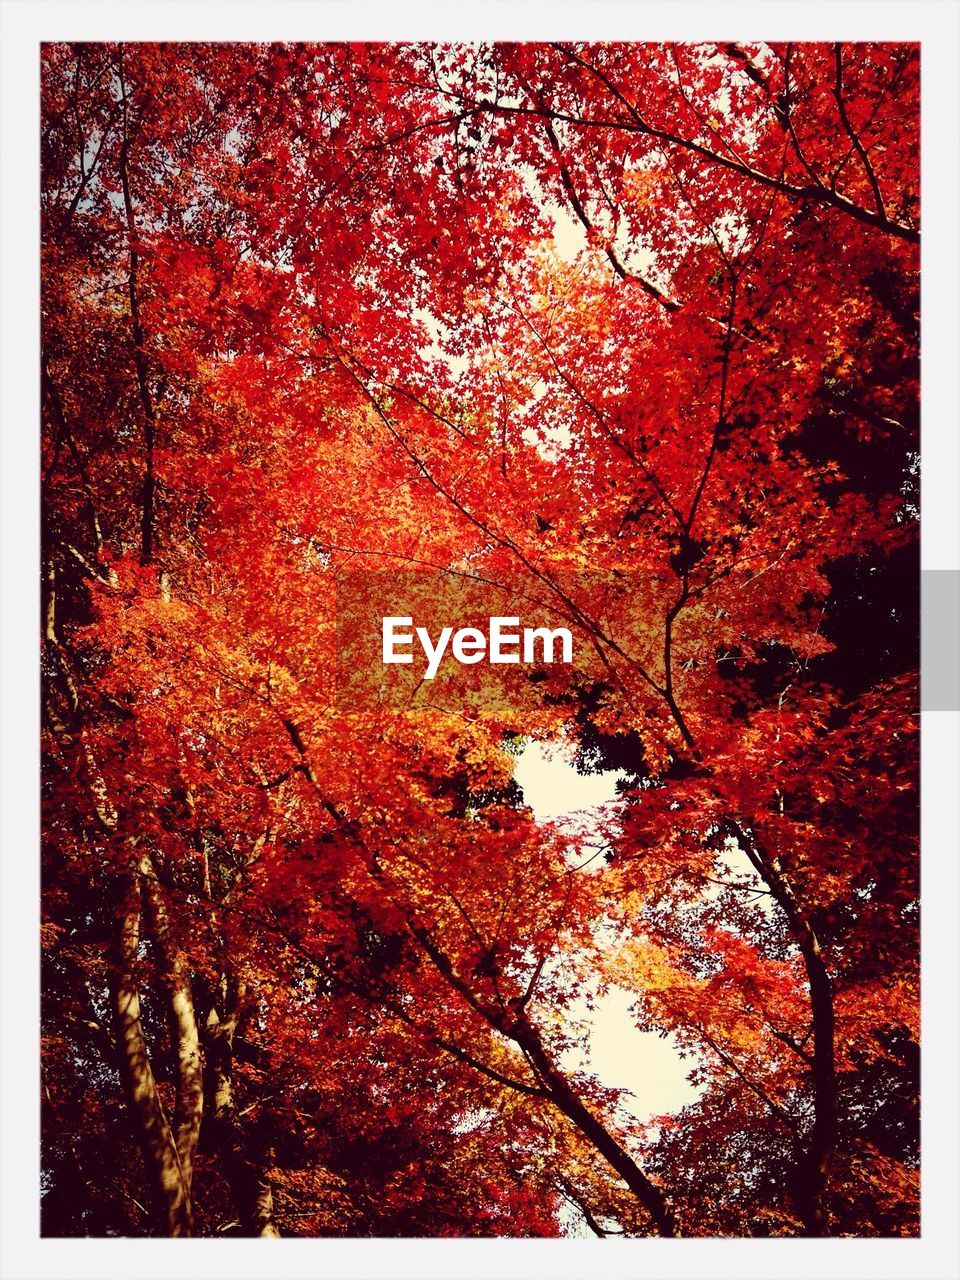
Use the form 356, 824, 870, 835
740, 826, 837, 1235
113, 868, 192, 1236
138, 851, 204, 1199
203, 982, 281, 1237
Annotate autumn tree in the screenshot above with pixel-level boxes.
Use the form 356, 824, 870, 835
41, 40, 918, 1238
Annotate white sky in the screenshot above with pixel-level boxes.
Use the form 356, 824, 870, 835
513, 738, 627, 821
513, 739, 701, 1126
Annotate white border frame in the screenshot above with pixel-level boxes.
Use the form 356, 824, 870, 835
2, 4, 958, 1279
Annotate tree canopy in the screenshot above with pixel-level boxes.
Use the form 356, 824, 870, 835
41, 40, 919, 1239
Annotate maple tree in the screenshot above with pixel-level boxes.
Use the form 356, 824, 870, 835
41, 41, 918, 1238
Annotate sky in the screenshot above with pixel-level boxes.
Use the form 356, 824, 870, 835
513, 739, 701, 1126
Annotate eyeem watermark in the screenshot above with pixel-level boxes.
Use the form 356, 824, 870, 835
331, 566, 941, 713
382, 616, 574, 680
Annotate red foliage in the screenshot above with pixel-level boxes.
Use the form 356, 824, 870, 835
41, 41, 918, 1238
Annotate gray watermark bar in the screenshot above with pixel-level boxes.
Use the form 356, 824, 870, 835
330, 565, 953, 711
923, 569, 960, 711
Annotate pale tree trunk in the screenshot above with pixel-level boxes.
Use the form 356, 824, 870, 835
203, 977, 281, 1237
113, 865, 192, 1236
138, 850, 204, 1200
